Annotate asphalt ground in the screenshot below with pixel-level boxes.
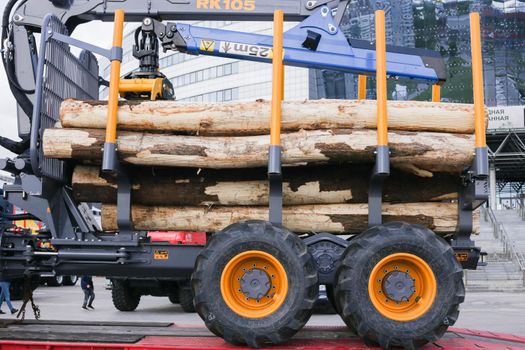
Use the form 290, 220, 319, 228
0, 277, 523, 336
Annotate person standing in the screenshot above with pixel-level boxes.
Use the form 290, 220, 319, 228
81, 276, 95, 310
0, 277, 18, 315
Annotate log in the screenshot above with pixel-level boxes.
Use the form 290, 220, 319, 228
101, 203, 479, 234
72, 165, 459, 205
43, 128, 474, 176
59, 99, 480, 135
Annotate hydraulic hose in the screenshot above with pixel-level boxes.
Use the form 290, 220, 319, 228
2, 0, 34, 121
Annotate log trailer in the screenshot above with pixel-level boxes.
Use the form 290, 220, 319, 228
0, 0, 489, 349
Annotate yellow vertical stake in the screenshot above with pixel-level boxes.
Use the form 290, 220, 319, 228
358, 75, 367, 100
431, 84, 441, 102
105, 9, 125, 144
375, 10, 388, 146
270, 10, 284, 146
470, 12, 486, 148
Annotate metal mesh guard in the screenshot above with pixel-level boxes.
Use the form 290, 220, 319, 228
33, 15, 99, 181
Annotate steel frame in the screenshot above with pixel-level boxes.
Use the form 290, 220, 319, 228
488, 128, 525, 187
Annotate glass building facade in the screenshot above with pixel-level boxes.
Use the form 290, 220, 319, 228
311, 0, 525, 106
103, 1, 524, 107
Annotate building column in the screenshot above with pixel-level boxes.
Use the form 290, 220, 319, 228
489, 162, 497, 210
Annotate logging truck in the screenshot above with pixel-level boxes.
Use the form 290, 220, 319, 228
0, 1, 488, 349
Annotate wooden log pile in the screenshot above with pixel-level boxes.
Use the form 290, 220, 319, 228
47, 98, 484, 234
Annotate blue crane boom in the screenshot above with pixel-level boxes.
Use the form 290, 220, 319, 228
149, 7, 446, 84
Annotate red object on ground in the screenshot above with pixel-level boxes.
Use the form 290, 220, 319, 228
147, 231, 206, 245
0, 327, 524, 350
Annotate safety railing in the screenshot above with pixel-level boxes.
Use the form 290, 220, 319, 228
482, 206, 525, 272
516, 200, 525, 221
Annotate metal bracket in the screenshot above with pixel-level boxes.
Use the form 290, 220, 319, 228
44, 30, 123, 61
473, 147, 489, 177
112, 164, 136, 240
268, 145, 283, 226
102, 143, 118, 172
368, 146, 390, 228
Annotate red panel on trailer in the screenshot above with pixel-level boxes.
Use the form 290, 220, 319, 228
147, 231, 206, 245
451, 327, 525, 344
1, 328, 525, 350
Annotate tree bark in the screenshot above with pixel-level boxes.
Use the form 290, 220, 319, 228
43, 128, 474, 176
72, 165, 459, 205
101, 203, 479, 234
59, 99, 481, 135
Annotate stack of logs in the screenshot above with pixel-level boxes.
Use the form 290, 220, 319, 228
43, 99, 483, 234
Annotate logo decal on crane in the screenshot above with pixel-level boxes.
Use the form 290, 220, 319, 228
199, 39, 216, 52
219, 41, 278, 59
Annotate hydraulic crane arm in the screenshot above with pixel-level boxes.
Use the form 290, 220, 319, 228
143, 12, 446, 82
11, 0, 341, 27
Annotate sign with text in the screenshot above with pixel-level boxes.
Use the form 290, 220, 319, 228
487, 106, 525, 130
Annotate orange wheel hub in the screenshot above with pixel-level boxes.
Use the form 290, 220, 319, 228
368, 253, 436, 322
220, 250, 288, 319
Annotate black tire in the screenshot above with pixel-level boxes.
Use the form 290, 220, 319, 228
178, 282, 195, 313
192, 220, 318, 347
46, 275, 64, 287
62, 275, 78, 286
168, 293, 179, 304
335, 222, 464, 350
111, 279, 141, 311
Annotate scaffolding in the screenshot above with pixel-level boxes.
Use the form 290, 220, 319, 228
486, 127, 525, 209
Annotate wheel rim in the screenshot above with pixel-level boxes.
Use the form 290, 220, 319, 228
368, 253, 436, 322
56, 276, 63, 285
220, 250, 288, 318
